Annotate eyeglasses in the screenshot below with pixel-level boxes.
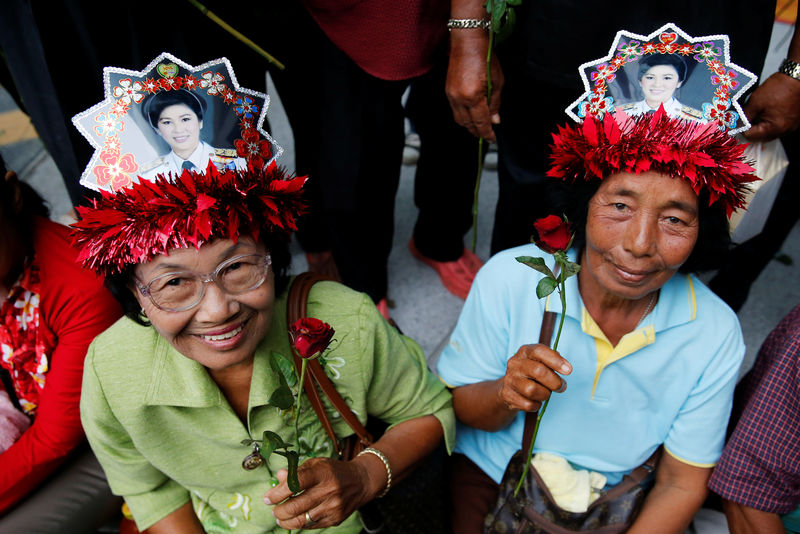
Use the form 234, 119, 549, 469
135, 254, 272, 312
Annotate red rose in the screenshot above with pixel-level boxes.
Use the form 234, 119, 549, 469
289, 318, 334, 359
533, 215, 572, 254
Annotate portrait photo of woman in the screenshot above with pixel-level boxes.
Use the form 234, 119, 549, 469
139, 88, 246, 180
618, 54, 703, 121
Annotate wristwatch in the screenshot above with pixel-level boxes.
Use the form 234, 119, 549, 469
778, 58, 800, 81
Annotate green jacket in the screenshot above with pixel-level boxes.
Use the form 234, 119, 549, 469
81, 280, 454, 532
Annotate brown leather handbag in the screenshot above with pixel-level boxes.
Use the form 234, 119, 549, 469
286, 272, 447, 533
484, 311, 660, 534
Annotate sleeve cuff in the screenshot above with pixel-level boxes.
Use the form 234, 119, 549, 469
124, 479, 191, 530
664, 445, 716, 469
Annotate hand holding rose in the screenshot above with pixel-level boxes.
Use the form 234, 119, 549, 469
499, 344, 572, 413
265, 457, 374, 530
243, 317, 337, 497
512, 215, 580, 496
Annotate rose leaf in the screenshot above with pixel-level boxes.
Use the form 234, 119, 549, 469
285, 451, 301, 493
559, 260, 581, 282
262, 430, 290, 451
268, 384, 295, 410
516, 256, 555, 279
536, 276, 559, 299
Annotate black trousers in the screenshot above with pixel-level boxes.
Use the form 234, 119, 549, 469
312, 37, 481, 302
407, 59, 482, 263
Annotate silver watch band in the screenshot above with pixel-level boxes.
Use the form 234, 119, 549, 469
778, 58, 800, 81
447, 18, 491, 31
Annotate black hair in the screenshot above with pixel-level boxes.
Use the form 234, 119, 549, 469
638, 54, 688, 83
142, 88, 207, 129
0, 163, 50, 260
544, 176, 730, 274
105, 231, 293, 326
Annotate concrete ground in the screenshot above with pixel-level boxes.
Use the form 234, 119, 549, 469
1, 20, 798, 532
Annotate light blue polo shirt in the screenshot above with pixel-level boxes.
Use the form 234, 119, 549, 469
437, 244, 744, 485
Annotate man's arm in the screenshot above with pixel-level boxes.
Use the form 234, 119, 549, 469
723, 499, 787, 534
445, 0, 503, 141
147, 502, 205, 534
627, 452, 711, 534
743, 4, 800, 141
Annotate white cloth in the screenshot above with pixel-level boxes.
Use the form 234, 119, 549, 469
531, 452, 607, 513
0, 390, 30, 453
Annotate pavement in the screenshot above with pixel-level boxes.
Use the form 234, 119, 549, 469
1, 21, 799, 532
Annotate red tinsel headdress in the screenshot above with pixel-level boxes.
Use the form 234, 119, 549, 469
72, 163, 307, 275
547, 108, 758, 217
550, 24, 760, 218
70, 53, 307, 274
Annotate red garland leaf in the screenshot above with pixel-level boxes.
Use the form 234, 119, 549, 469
196, 193, 217, 211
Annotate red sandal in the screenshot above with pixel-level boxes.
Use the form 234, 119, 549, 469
409, 238, 483, 300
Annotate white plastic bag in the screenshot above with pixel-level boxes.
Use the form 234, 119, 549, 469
729, 138, 789, 244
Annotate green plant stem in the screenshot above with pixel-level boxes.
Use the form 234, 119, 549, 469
470, 27, 497, 253
552, 278, 568, 350
185, 0, 285, 70
514, 277, 568, 497
471, 138, 484, 253
514, 398, 549, 497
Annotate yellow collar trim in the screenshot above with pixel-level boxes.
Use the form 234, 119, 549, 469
582, 307, 656, 398
686, 276, 697, 321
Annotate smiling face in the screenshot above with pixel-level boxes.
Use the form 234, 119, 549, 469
132, 237, 274, 373
639, 65, 682, 109
580, 171, 699, 304
156, 103, 203, 159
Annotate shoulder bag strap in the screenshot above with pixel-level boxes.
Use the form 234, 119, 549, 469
592, 447, 662, 505
521, 310, 557, 453
286, 273, 373, 457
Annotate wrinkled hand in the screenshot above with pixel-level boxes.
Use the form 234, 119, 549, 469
742, 72, 800, 142
499, 344, 572, 412
446, 31, 504, 142
264, 457, 371, 530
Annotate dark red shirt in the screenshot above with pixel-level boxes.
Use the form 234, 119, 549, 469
0, 218, 122, 513
709, 304, 800, 513
303, 0, 449, 81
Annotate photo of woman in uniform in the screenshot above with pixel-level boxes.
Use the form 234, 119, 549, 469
618, 54, 703, 121
139, 89, 245, 180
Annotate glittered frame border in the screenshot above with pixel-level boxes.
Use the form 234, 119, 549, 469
72, 52, 283, 193
566, 23, 758, 134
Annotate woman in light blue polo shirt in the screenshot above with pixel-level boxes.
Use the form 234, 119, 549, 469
438, 109, 755, 533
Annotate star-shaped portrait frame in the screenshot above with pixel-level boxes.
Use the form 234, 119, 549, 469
565, 23, 758, 134
72, 52, 282, 193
